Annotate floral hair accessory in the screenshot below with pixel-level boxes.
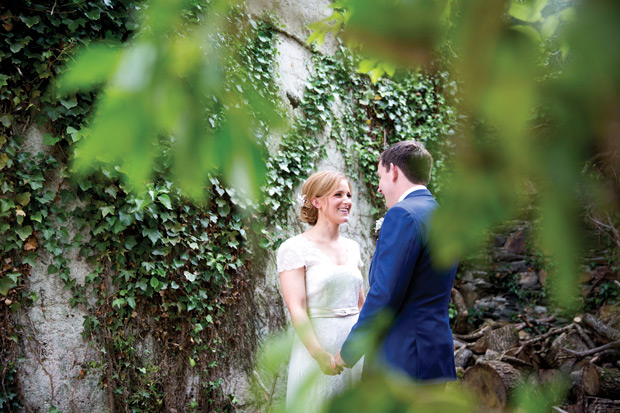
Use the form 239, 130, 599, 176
296, 193, 307, 206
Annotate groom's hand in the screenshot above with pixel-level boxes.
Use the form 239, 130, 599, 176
335, 350, 348, 369
314, 350, 342, 375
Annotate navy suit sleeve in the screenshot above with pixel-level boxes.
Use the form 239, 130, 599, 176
341, 205, 421, 366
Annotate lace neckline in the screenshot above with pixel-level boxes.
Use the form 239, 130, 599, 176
299, 235, 349, 267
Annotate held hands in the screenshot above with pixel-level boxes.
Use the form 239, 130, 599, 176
334, 350, 348, 370
313, 350, 343, 376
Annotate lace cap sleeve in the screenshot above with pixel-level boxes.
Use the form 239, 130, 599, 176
276, 237, 305, 273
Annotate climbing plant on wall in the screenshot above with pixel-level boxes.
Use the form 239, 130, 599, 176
0, 1, 285, 409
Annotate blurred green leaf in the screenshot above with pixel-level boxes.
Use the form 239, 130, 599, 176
508, 0, 548, 23
56, 44, 122, 93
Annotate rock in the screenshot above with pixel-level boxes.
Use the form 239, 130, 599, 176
504, 229, 527, 255
493, 250, 526, 262
455, 347, 474, 368
539, 269, 548, 287
492, 234, 507, 247
510, 260, 530, 273
475, 296, 519, 321
517, 272, 540, 289
453, 338, 467, 350
462, 270, 491, 282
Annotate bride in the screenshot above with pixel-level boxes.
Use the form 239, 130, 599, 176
277, 171, 365, 411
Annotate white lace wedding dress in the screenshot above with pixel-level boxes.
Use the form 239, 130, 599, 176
277, 235, 364, 412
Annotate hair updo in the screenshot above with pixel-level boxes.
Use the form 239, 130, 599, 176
299, 171, 351, 226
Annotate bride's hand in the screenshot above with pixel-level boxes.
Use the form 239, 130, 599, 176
313, 350, 342, 375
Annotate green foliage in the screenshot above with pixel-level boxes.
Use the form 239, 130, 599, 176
585, 281, 619, 311
56, 0, 283, 201
0, 362, 22, 411
0, 0, 140, 133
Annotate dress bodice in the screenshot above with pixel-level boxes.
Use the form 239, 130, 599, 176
277, 235, 363, 312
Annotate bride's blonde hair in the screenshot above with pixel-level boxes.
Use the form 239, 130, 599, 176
300, 171, 351, 226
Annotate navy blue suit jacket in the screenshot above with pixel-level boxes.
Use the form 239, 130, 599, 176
340, 189, 457, 381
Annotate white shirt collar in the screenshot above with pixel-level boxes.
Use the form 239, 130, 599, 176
398, 185, 427, 203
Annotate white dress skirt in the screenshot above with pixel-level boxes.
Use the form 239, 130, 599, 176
277, 235, 364, 412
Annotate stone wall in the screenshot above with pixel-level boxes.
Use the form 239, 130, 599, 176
15, 126, 106, 412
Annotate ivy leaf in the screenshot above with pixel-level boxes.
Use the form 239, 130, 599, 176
43, 133, 62, 146
0, 115, 12, 128
31, 211, 42, 223
118, 210, 134, 226
19, 15, 41, 28
16, 192, 31, 206
0, 74, 7, 88
189, 357, 196, 368
126, 296, 136, 309
149, 277, 160, 289
142, 227, 162, 244
184, 271, 196, 282
105, 185, 118, 199
101, 205, 115, 217
112, 298, 126, 308
16, 225, 32, 241
85, 8, 102, 20
0, 153, 9, 170
157, 194, 172, 210
10, 36, 32, 53
0, 276, 17, 296
217, 203, 230, 216
60, 97, 78, 109
124, 236, 137, 250
22, 252, 37, 266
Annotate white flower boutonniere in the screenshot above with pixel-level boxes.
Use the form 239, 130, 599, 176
374, 217, 384, 234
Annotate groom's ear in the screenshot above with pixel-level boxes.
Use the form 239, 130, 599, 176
390, 163, 398, 182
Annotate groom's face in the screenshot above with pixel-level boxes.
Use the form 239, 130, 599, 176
377, 161, 397, 209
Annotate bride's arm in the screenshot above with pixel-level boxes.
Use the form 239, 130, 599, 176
280, 267, 340, 375
357, 285, 365, 311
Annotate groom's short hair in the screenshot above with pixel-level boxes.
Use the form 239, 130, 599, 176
380, 141, 433, 185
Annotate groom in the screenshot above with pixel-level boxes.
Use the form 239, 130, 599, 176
336, 140, 457, 382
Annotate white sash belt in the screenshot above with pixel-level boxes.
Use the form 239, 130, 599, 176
308, 307, 359, 319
